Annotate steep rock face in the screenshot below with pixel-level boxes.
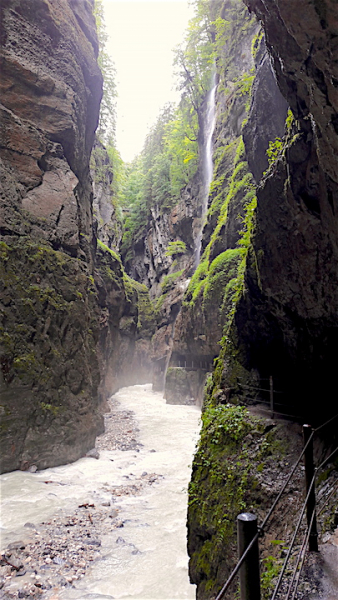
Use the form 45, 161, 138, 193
242, 38, 289, 181
127, 179, 199, 298
165, 366, 207, 406
91, 138, 122, 251
188, 1, 338, 597
244, 0, 338, 186
95, 245, 155, 403
169, 8, 258, 364
0, 240, 102, 473
167, 5, 280, 403
126, 178, 200, 391
171, 20, 288, 373
90, 141, 155, 398
0, 0, 102, 254
0, 0, 103, 473
225, 0, 338, 417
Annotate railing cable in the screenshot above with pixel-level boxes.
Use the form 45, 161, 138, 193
318, 478, 338, 516
316, 445, 338, 471
212, 412, 337, 600
238, 383, 284, 394
314, 412, 338, 432
271, 473, 316, 600
260, 431, 314, 533
289, 508, 316, 600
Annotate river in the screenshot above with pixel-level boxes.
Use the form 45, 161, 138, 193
0, 384, 201, 599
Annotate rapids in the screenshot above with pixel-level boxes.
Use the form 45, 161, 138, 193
0, 385, 201, 599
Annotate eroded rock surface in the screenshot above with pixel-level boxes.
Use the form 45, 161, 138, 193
0, 0, 105, 473
187, 1, 338, 598
226, 0, 338, 417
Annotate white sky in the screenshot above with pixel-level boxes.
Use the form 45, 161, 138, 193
102, 0, 194, 162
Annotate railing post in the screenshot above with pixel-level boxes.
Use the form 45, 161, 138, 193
269, 375, 274, 418
237, 513, 261, 600
303, 424, 319, 552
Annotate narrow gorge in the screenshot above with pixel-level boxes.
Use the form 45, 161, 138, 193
1, 0, 338, 599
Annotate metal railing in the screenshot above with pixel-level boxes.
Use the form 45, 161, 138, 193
213, 414, 338, 600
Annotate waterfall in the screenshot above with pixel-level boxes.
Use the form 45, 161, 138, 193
194, 70, 217, 267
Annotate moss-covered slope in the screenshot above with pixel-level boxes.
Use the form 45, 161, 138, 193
0, 238, 103, 472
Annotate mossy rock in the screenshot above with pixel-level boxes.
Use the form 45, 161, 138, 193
0, 238, 102, 473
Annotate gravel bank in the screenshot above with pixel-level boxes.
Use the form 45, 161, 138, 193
0, 393, 162, 599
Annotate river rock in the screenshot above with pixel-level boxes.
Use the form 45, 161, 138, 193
85, 449, 100, 460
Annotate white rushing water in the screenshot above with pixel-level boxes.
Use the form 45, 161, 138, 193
0, 385, 201, 600
203, 71, 217, 200
194, 71, 217, 267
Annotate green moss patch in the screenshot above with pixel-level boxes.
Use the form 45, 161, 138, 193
0, 238, 99, 414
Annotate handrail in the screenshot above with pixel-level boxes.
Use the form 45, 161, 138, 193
214, 532, 259, 600
288, 508, 316, 600
271, 473, 316, 600
212, 412, 338, 600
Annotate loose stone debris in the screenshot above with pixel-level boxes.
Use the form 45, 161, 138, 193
0, 395, 163, 599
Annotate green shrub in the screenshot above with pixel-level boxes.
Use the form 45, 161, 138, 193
161, 270, 185, 294
165, 240, 187, 257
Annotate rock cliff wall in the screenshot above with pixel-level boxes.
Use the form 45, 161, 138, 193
91, 137, 123, 251
223, 0, 338, 417
187, 0, 338, 597
0, 0, 155, 473
0, 0, 104, 473
165, 1, 287, 404
95, 243, 155, 404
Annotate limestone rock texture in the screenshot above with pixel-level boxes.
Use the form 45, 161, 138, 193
91, 138, 123, 251
242, 37, 289, 182
123, 176, 200, 392
165, 367, 206, 406
167, 3, 287, 400
170, 10, 257, 367
95, 244, 155, 404
125, 179, 199, 298
228, 0, 338, 417
0, 0, 104, 473
187, 1, 338, 598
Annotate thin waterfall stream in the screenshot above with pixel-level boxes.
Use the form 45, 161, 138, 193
194, 71, 217, 268
0, 385, 201, 599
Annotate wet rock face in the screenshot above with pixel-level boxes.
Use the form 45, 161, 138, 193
244, 0, 338, 184
95, 247, 155, 401
165, 367, 206, 406
0, 241, 103, 474
231, 0, 338, 417
125, 177, 200, 392
91, 138, 123, 251
167, 10, 260, 372
0, 0, 103, 473
128, 180, 199, 299
0, 0, 102, 250
235, 124, 338, 416
243, 45, 289, 182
